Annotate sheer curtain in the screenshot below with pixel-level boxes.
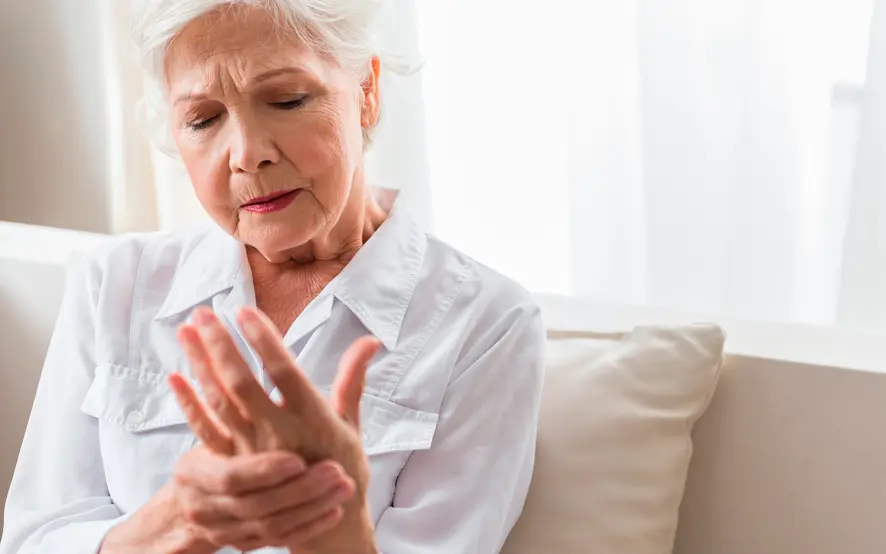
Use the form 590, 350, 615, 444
415, 0, 886, 331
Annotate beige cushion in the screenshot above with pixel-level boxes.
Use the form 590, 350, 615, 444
502, 325, 725, 554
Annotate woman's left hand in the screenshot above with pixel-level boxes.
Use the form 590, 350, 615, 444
171, 306, 381, 553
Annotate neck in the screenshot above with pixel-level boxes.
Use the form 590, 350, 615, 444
246, 167, 389, 277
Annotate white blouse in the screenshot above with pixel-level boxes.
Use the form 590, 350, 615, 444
0, 192, 545, 554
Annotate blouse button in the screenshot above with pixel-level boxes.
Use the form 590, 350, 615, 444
126, 410, 145, 427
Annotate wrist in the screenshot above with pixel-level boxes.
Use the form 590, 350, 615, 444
341, 499, 378, 554
100, 484, 215, 554
302, 496, 377, 554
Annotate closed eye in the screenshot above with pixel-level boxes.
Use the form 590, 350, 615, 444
187, 116, 219, 131
273, 97, 307, 110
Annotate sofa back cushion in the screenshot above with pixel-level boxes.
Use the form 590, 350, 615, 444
502, 324, 725, 554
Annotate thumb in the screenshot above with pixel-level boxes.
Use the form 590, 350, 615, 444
331, 336, 382, 429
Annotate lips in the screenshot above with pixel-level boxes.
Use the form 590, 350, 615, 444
241, 189, 301, 214
243, 190, 296, 207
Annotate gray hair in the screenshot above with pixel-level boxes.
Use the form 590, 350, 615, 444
131, 0, 393, 153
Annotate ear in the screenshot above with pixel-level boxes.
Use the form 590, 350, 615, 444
360, 57, 381, 129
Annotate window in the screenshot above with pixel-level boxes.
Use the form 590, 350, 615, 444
415, 0, 886, 331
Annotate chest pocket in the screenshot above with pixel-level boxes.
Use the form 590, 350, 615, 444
358, 394, 438, 455
80, 364, 195, 513
79, 365, 441, 518
352, 394, 439, 520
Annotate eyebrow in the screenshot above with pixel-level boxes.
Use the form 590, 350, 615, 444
172, 66, 312, 106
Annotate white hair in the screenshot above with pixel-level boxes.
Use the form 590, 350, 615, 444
130, 0, 397, 153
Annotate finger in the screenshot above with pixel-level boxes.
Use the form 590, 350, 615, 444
222, 461, 352, 520
276, 506, 345, 547
192, 308, 276, 419
178, 325, 228, 413
168, 373, 234, 455
236, 307, 325, 412
211, 505, 346, 551
331, 336, 382, 429
179, 324, 255, 448
219, 507, 344, 551
183, 450, 307, 496
252, 487, 351, 547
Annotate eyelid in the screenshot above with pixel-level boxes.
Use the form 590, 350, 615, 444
186, 114, 218, 132
278, 93, 308, 102
272, 96, 308, 108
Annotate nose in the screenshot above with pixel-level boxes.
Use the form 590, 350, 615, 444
228, 116, 280, 174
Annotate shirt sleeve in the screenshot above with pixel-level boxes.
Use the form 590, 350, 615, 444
373, 302, 546, 554
0, 253, 126, 554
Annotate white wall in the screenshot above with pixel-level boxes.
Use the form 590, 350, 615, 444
0, 0, 112, 233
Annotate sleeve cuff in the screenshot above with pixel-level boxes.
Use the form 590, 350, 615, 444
37, 513, 130, 554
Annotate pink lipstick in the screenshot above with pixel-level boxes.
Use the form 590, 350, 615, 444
241, 190, 300, 214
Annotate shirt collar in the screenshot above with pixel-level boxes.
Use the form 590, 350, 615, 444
155, 189, 427, 351
154, 225, 244, 321
332, 189, 427, 350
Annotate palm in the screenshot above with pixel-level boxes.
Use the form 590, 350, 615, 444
170, 307, 381, 552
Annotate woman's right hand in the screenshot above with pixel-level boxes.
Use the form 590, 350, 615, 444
101, 446, 355, 553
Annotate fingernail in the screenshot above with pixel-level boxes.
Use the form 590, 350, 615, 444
333, 483, 352, 500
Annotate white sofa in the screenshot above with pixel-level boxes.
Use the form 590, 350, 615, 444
2, 222, 886, 553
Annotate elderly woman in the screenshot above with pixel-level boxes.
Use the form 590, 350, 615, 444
0, 2, 544, 553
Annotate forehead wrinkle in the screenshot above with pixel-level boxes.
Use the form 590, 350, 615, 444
169, 44, 280, 100
164, 7, 354, 110
167, 19, 326, 98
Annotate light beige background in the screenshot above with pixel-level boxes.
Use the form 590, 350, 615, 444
0, 1, 112, 232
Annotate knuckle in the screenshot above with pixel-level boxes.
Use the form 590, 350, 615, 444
177, 492, 207, 523
267, 487, 294, 512
181, 503, 203, 524
264, 360, 287, 376
202, 326, 226, 345
253, 520, 275, 538
171, 465, 189, 486
216, 468, 239, 492
214, 401, 238, 423
232, 498, 259, 519
203, 390, 224, 410
258, 518, 287, 540
230, 376, 255, 397
172, 459, 199, 487
202, 336, 226, 355
259, 453, 288, 475
205, 529, 234, 546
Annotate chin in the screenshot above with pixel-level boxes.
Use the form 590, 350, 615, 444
241, 218, 321, 254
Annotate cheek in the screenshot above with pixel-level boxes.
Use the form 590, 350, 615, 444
176, 137, 232, 214
279, 101, 362, 178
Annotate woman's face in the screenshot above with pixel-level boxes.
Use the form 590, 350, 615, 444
165, 7, 377, 255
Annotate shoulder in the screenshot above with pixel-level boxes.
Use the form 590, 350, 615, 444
67, 224, 212, 305
79, 224, 209, 268
423, 233, 540, 321
419, 234, 545, 369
